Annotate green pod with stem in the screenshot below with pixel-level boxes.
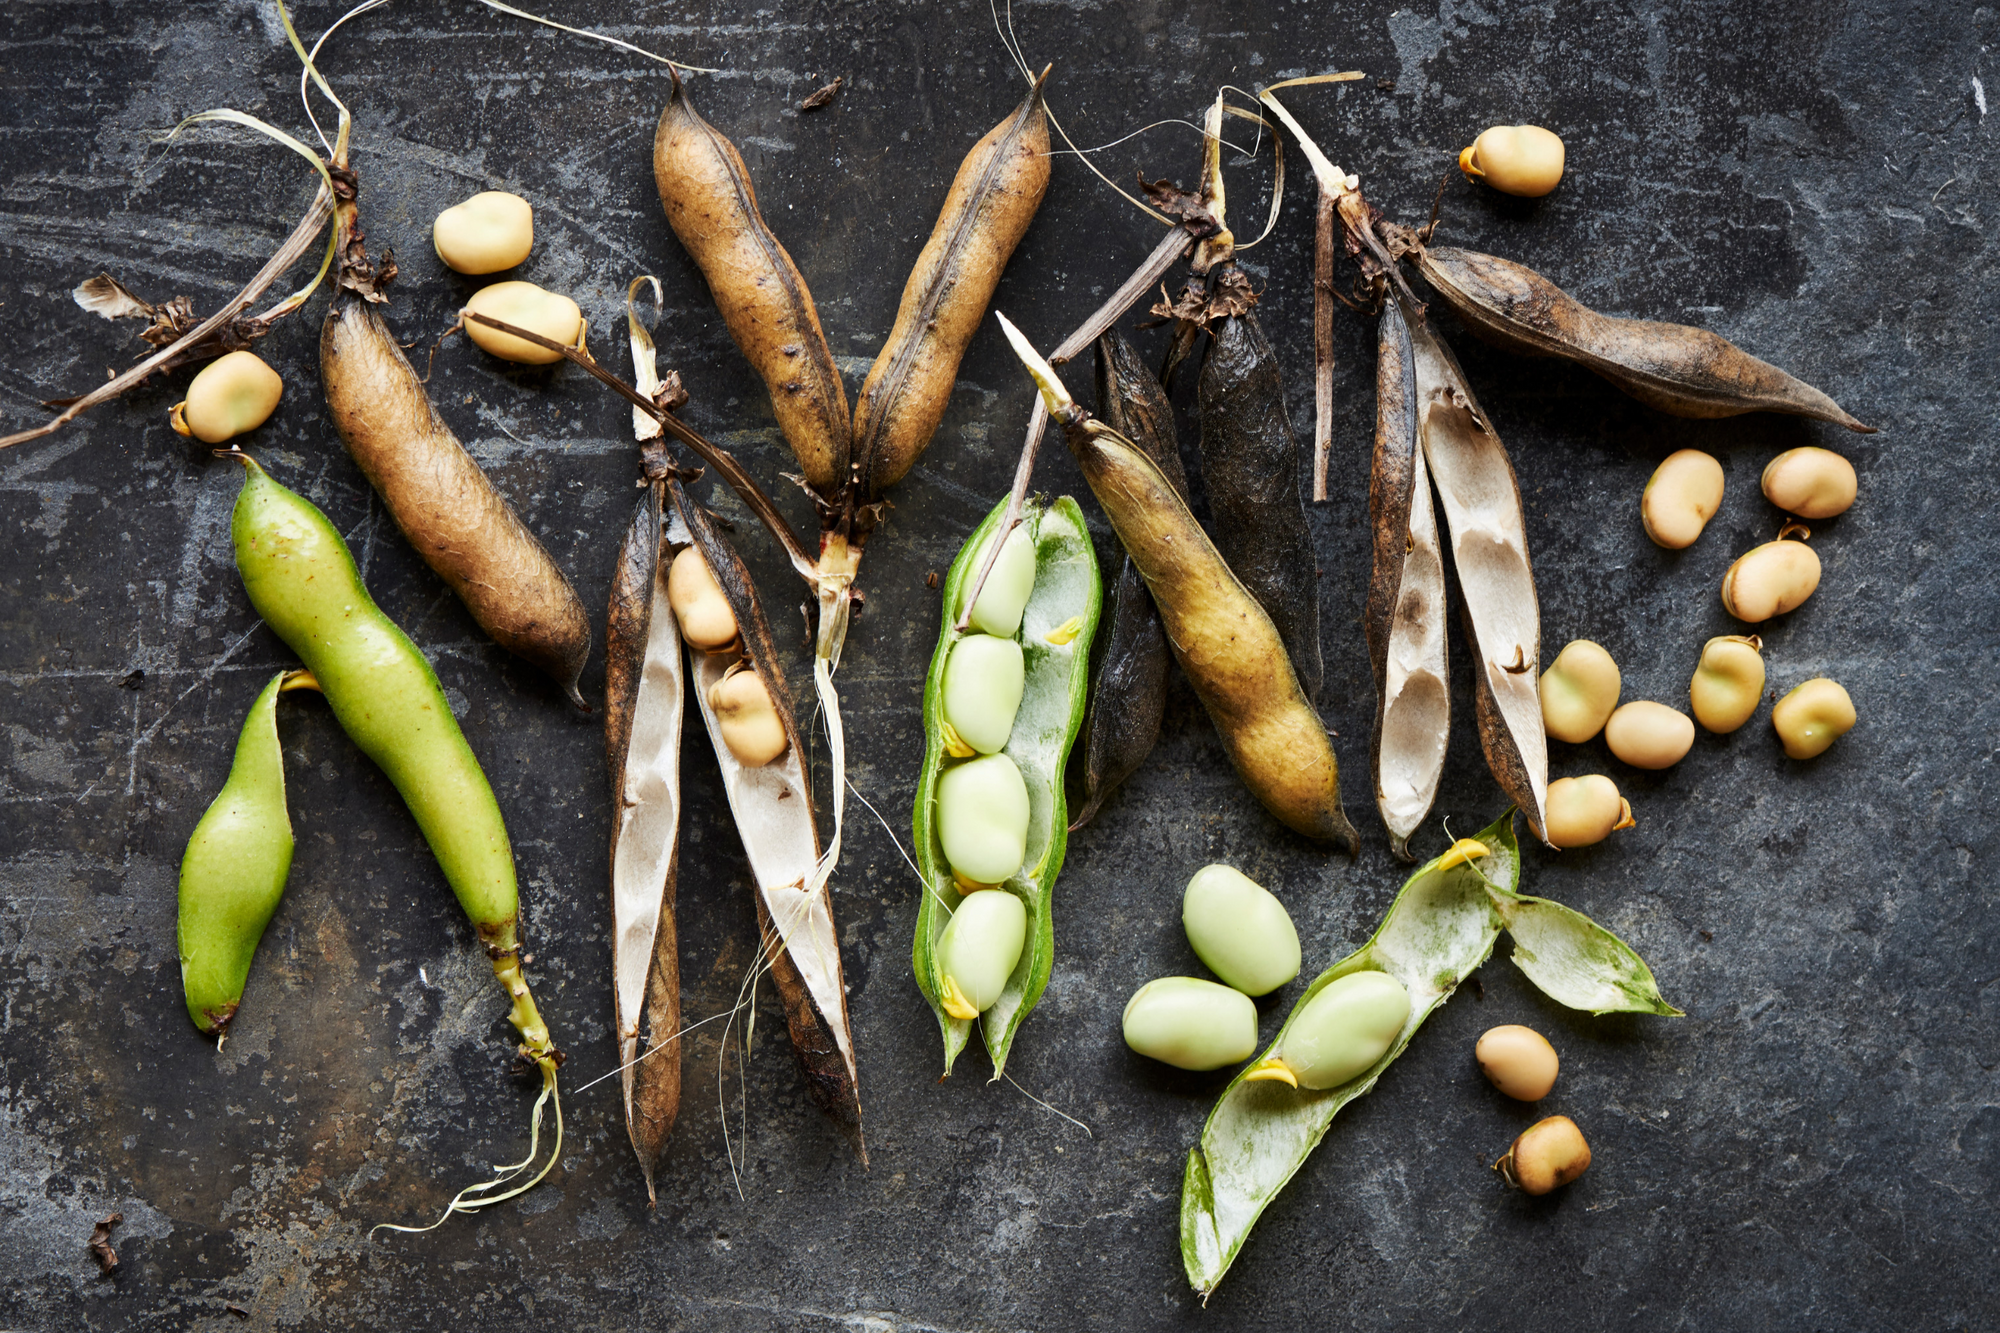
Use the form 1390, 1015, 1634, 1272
177, 668, 316, 1039
912, 495, 1100, 1078
1179, 811, 1681, 1296
224, 450, 560, 1227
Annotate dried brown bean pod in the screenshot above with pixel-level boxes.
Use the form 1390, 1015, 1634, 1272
1366, 298, 1449, 859
851, 71, 1052, 496
321, 299, 592, 706
603, 479, 683, 1201
667, 484, 865, 1161
653, 73, 851, 495
1000, 324, 1357, 850
1072, 331, 1188, 828
1414, 246, 1873, 433
1398, 294, 1550, 842
1197, 312, 1324, 700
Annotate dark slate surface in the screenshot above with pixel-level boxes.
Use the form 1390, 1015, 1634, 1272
1, 1, 1992, 1328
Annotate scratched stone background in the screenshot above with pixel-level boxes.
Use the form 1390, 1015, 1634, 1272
0, 0, 1994, 1328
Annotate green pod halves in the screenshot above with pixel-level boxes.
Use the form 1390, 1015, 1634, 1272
226, 454, 552, 1067
912, 496, 1100, 1078
177, 670, 307, 1038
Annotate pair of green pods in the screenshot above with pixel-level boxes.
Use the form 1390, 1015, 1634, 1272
912, 497, 1100, 1077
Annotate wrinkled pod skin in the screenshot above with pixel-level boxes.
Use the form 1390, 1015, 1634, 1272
227, 454, 554, 1063
851, 72, 1051, 496
321, 298, 592, 707
176, 670, 307, 1038
653, 72, 850, 496
1074, 330, 1188, 828
1414, 246, 1874, 433
1059, 413, 1358, 849
1197, 311, 1324, 700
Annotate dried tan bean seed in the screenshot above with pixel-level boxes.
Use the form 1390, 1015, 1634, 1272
1641, 449, 1725, 549
1761, 447, 1856, 519
1544, 774, 1634, 848
1689, 635, 1765, 733
1475, 1025, 1559, 1101
1540, 640, 1621, 744
1604, 701, 1695, 770
1772, 677, 1854, 759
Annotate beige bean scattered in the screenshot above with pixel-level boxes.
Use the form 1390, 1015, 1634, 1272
433, 191, 534, 275
1540, 640, 1621, 743
707, 662, 789, 767
1475, 1025, 1560, 1101
1772, 677, 1854, 759
1543, 775, 1634, 848
1722, 531, 1821, 622
169, 351, 283, 444
1457, 125, 1566, 197
1604, 701, 1695, 770
1496, 1115, 1591, 1195
1761, 447, 1856, 519
1640, 449, 1725, 549
463, 281, 582, 365
667, 547, 741, 653
1689, 635, 1765, 733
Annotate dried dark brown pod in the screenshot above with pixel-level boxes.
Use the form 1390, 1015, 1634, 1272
1196, 311, 1324, 700
1366, 298, 1448, 859
654, 71, 851, 494
603, 476, 683, 1201
851, 70, 1052, 497
1072, 331, 1188, 828
668, 483, 866, 1162
321, 298, 593, 707
1412, 244, 1874, 432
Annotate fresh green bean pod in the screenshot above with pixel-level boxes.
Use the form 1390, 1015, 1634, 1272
226, 453, 553, 1070
177, 669, 312, 1038
1180, 811, 1680, 1296
912, 496, 1100, 1078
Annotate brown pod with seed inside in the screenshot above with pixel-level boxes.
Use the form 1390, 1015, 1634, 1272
1413, 246, 1873, 432
850, 70, 1052, 497
1072, 330, 1187, 829
653, 71, 850, 496
603, 476, 684, 1199
1044, 392, 1355, 849
1366, 297, 1449, 859
321, 299, 592, 707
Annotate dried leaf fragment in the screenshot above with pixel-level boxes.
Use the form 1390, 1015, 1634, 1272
799, 77, 844, 112
89, 1212, 122, 1273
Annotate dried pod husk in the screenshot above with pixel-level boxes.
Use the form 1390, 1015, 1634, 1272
1060, 413, 1357, 849
1196, 311, 1324, 700
1073, 330, 1189, 829
1413, 246, 1873, 433
1399, 295, 1549, 842
667, 484, 865, 1160
603, 481, 684, 1200
321, 299, 592, 706
851, 72, 1051, 497
653, 72, 850, 495
1366, 298, 1449, 859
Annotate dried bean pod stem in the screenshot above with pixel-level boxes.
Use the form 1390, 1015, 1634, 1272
321, 298, 592, 706
1197, 311, 1324, 699
1073, 331, 1187, 828
851, 71, 1051, 497
1397, 293, 1550, 842
603, 479, 684, 1200
1413, 245, 1873, 432
1366, 298, 1448, 859
653, 72, 851, 494
669, 483, 865, 1159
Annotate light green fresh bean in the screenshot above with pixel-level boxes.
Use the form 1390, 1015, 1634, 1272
941, 633, 1025, 756
959, 523, 1037, 637
936, 889, 1029, 1018
1123, 978, 1259, 1071
1181, 865, 1300, 997
1242, 971, 1409, 1089
935, 753, 1030, 888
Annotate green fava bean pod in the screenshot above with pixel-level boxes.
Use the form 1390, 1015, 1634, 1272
1182, 865, 1300, 997
177, 669, 315, 1038
1181, 812, 1682, 1296
226, 452, 561, 1224
1123, 978, 1260, 1071
913, 495, 1100, 1077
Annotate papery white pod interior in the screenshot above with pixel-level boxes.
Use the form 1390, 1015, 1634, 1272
1378, 441, 1450, 853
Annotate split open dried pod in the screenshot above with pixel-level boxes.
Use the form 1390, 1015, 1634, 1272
999, 315, 1358, 849
1364, 296, 1449, 859
1408, 245, 1873, 432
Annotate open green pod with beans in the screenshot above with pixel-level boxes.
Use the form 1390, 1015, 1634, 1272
912, 495, 1100, 1078
177, 668, 317, 1039
1180, 810, 1679, 1296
